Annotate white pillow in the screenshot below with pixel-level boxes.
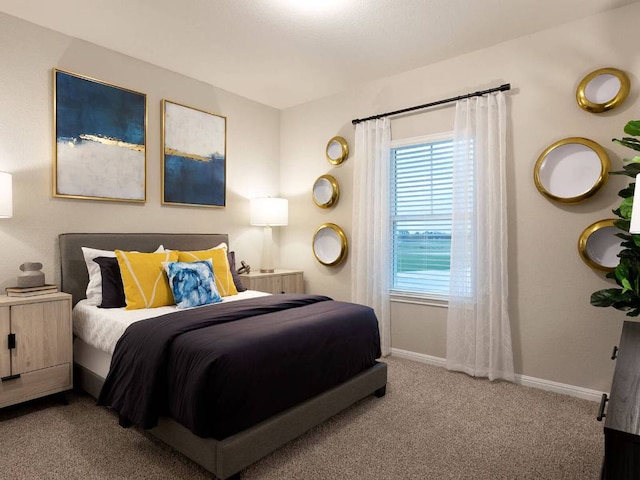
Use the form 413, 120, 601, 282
81, 247, 116, 306
165, 242, 227, 252
81, 245, 165, 306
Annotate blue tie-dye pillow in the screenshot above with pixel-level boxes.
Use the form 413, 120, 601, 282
163, 260, 222, 309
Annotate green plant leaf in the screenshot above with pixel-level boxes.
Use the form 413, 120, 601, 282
614, 219, 630, 231
624, 163, 640, 175
614, 137, 640, 153
590, 288, 624, 307
592, 121, 640, 315
619, 184, 636, 198
620, 197, 634, 219
624, 120, 640, 137
615, 261, 631, 287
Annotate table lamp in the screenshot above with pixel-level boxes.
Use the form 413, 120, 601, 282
250, 197, 288, 273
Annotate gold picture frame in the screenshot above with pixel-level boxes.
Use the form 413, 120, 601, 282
576, 67, 630, 113
53, 68, 147, 203
161, 99, 227, 207
578, 219, 623, 272
326, 136, 349, 165
533, 137, 610, 204
312, 174, 340, 208
312, 223, 348, 266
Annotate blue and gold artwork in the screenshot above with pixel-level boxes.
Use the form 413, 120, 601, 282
162, 100, 226, 207
53, 69, 147, 202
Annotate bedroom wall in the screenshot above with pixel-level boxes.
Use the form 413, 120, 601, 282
0, 12, 282, 291
280, 2, 640, 394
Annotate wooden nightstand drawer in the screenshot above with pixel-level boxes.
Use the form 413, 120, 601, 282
0, 292, 73, 408
239, 270, 304, 294
0, 363, 71, 408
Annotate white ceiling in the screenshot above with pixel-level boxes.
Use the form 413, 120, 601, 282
0, 0, 636, 109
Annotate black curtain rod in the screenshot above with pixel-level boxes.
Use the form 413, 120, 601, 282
351, 83, 511, 126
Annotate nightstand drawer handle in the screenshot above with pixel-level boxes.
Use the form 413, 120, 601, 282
1, 374, 21, 382
597, 393, 608, 421
611, 346, 618, 360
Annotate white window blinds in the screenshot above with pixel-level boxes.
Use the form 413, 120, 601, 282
390, 135, 454, 297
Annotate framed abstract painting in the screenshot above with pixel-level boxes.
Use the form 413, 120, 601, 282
53, 69, 147, 202
162, 100, 226, 208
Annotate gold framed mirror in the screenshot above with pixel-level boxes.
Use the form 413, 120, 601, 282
533, 137, 610, 204
578, 219, 623, 271
312, 223, 348, 266
576, 68, 630, 113
326, 136, 349, 165
312, 174, 339, 208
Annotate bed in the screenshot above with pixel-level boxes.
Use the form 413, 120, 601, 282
59, 233, 387, 480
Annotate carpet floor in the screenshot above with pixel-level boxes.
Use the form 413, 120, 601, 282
0, 356, 603, 479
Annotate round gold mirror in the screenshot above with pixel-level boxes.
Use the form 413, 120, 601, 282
312, 174, 339, 208
326, 136, 349, 165
313, 223, 348, 266
533, 137, 610, 204
578, 219, 623, 271
576, 68, 630, 113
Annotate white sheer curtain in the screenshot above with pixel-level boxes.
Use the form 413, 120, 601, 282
446, 92, 514, 381
352, 118, 391, 356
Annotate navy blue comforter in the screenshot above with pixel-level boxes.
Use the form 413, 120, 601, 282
98, 294, 381, 439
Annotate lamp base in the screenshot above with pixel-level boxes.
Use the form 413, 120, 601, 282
260, 226, 275, 273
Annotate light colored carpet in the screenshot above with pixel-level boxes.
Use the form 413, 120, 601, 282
0, 356, 602, 479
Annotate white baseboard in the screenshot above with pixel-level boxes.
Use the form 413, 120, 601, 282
390, 348, 604, 402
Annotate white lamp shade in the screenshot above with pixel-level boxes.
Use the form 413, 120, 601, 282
631, 174, 640, 234
250, 197, 288, 226
0, 172, 12, 218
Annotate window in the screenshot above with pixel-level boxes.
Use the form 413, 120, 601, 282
390, 133, 454, 299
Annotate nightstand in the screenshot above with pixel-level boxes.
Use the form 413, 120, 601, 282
0, 292, 73, 408
239, 270, 304, 294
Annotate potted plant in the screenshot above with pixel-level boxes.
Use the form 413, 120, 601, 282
591, 120, 640, 316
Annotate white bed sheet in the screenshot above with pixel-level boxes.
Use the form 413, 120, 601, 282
73, 290, 270, 355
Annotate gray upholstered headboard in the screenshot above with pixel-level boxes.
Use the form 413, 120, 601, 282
59, 233, 229, 306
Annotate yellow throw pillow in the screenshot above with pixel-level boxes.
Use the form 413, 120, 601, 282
116, 250, 179, 310
178, 248, 238, 297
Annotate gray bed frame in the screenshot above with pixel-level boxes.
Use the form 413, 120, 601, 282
59, 233, 387, 480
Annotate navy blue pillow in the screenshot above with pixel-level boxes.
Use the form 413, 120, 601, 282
93, 256, 126, 308
228, 251, 247, 292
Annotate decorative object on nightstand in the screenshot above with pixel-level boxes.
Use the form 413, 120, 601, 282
0, 292, 72, 408
236, 260, 251, 274
576, 67, 630, 113
238, 269, 303, 294
0, 171, 12, 218
16, 262, 45, 288
312, 174, 340, 208
326, 136, 349, 165
6, 284, 58, 297
250, 197, 288, 273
